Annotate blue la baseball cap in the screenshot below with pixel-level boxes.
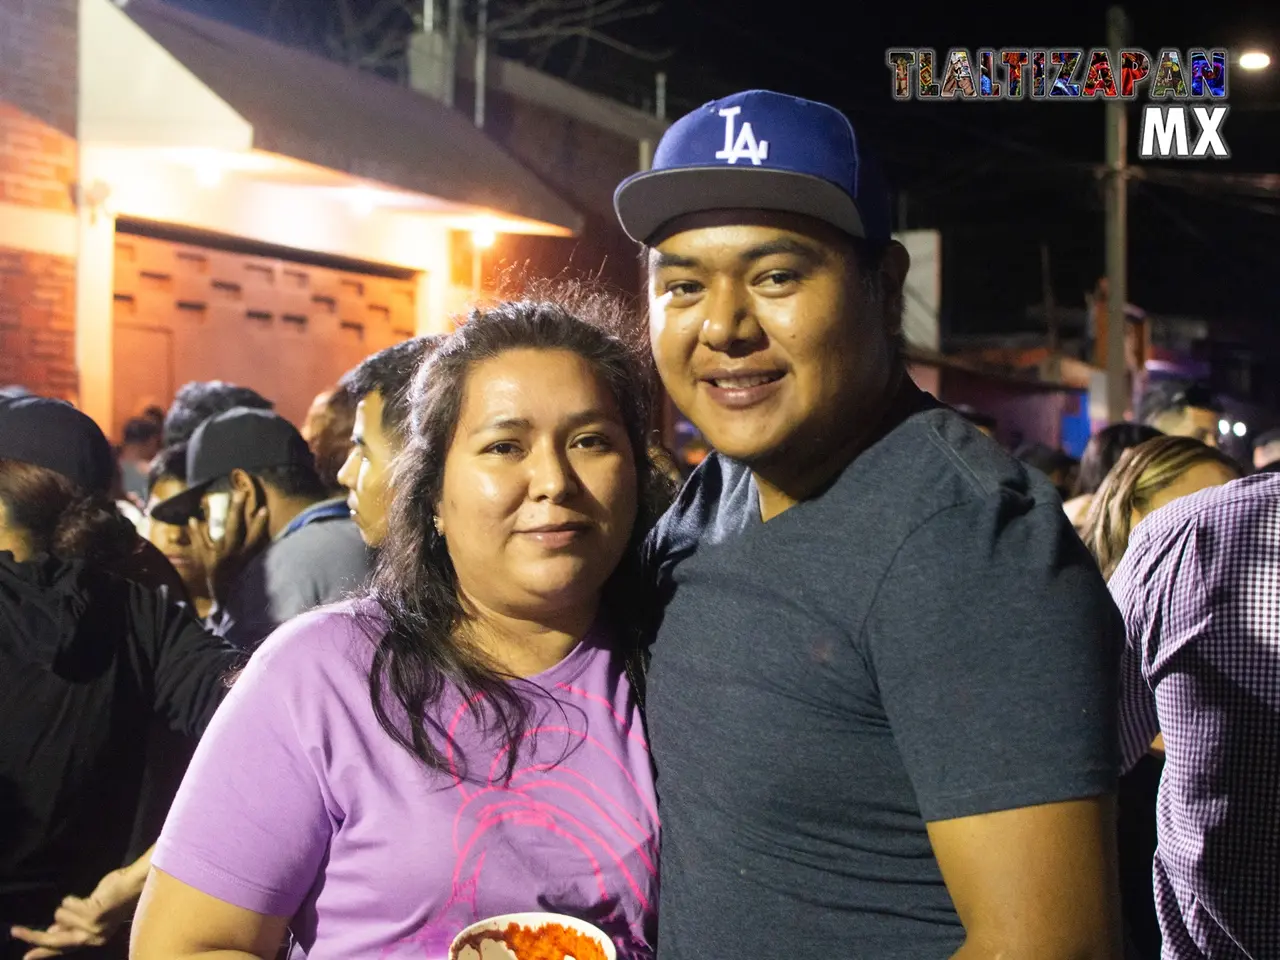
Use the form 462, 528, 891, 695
614, 89, 891, 246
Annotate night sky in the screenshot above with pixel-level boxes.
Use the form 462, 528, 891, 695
170, 0, 1280, 352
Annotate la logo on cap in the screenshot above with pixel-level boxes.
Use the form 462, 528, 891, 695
715, 106, 769, 165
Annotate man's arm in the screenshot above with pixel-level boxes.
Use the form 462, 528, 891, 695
928, 798, 1123, 959
867, 494, 1126, 958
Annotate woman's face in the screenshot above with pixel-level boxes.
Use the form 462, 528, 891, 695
145, 476, 210, 598
436, 348, 639, 622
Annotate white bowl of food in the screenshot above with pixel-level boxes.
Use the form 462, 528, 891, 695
449, 912, 617, 960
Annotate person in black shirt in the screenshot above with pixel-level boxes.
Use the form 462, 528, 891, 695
0, 397, 239, 959
614, 90, 1124, 959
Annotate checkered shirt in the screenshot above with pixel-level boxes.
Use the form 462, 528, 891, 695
1111, 473, 1280, 959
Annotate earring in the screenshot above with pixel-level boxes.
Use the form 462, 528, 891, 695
433, 515, 444, 537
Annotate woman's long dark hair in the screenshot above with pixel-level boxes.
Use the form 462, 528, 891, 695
0, 459, 137, 567
367, 293, 675, 783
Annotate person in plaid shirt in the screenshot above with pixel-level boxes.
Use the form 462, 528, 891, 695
1112, 473, 1280, 959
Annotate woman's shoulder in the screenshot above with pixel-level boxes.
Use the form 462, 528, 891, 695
247, 597, 385, 686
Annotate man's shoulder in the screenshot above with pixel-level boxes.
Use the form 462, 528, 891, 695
1116, 474, 1280, 594
1137, 473, 1280, 544
270, 514, 370, 567
873, 405, 1045, 502
826, 405, 1060, 550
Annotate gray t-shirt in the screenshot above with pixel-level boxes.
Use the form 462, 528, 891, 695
219, 504, 372, 650
645, 388, 1122, 959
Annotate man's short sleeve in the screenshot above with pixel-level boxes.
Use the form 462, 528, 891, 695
865, 493, 1123, 822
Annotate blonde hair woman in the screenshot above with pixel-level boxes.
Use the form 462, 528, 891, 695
1082, 434, 1241, 579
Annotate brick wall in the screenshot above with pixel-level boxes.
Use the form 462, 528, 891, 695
0, 247, 78, 402
0, 0, 80, 399
0, 103, 77, 213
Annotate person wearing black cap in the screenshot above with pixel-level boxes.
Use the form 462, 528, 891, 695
149, 406, 371, 650
616, 91, 1124, 958
0, 396, 239, 959
161, 380, 274, 448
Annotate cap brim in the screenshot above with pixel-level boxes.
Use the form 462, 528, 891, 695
148, 479, 215, 527
614, 166, 867, 246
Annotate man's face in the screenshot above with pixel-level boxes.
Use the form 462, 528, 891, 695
1158, 406, 1221, 449
647, 210, 906, 469
300, 390, 333, 444
337, 391, 398, 547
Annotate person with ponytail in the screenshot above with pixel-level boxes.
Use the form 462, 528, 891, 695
0, 396, 239, 960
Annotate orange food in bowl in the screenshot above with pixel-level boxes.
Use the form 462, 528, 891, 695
451, 920, 609, 960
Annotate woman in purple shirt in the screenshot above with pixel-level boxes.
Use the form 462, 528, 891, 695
131, 298, 672, 959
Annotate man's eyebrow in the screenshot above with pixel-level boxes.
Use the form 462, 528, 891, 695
469, 416, 532, 436
650, 238, 827, 272
651, 250, 699, 270
739, 238, 828, 264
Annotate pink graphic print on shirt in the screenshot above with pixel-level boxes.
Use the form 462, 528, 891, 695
387, 681, 658, 960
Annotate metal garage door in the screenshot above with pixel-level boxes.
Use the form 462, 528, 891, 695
111, 227, 420, 437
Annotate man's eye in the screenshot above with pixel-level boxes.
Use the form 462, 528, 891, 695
666, 281, 701, 298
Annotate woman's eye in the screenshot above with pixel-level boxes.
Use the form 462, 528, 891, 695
485, 441, 521, 456
573, 434, 611, 451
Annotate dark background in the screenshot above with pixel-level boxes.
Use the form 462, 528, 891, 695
167, 0, 1280, 349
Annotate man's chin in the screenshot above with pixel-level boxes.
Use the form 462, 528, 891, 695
707, 440, 786, 469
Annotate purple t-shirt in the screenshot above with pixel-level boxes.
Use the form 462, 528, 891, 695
152, 602, 659, 959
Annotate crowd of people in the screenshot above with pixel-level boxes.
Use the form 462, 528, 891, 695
1, 89, 1276, 960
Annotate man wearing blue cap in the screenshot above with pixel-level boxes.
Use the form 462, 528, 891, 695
617, 91, 1124, 958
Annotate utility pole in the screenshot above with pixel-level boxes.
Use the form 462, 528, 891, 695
474, 0, 488, 127
1104, 5, 1129, 422
444, 0, 460, 107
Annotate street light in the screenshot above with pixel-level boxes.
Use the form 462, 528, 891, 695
1239, 51, 1271, 70
470, 223, 497, 294
195, 164, 223, 188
